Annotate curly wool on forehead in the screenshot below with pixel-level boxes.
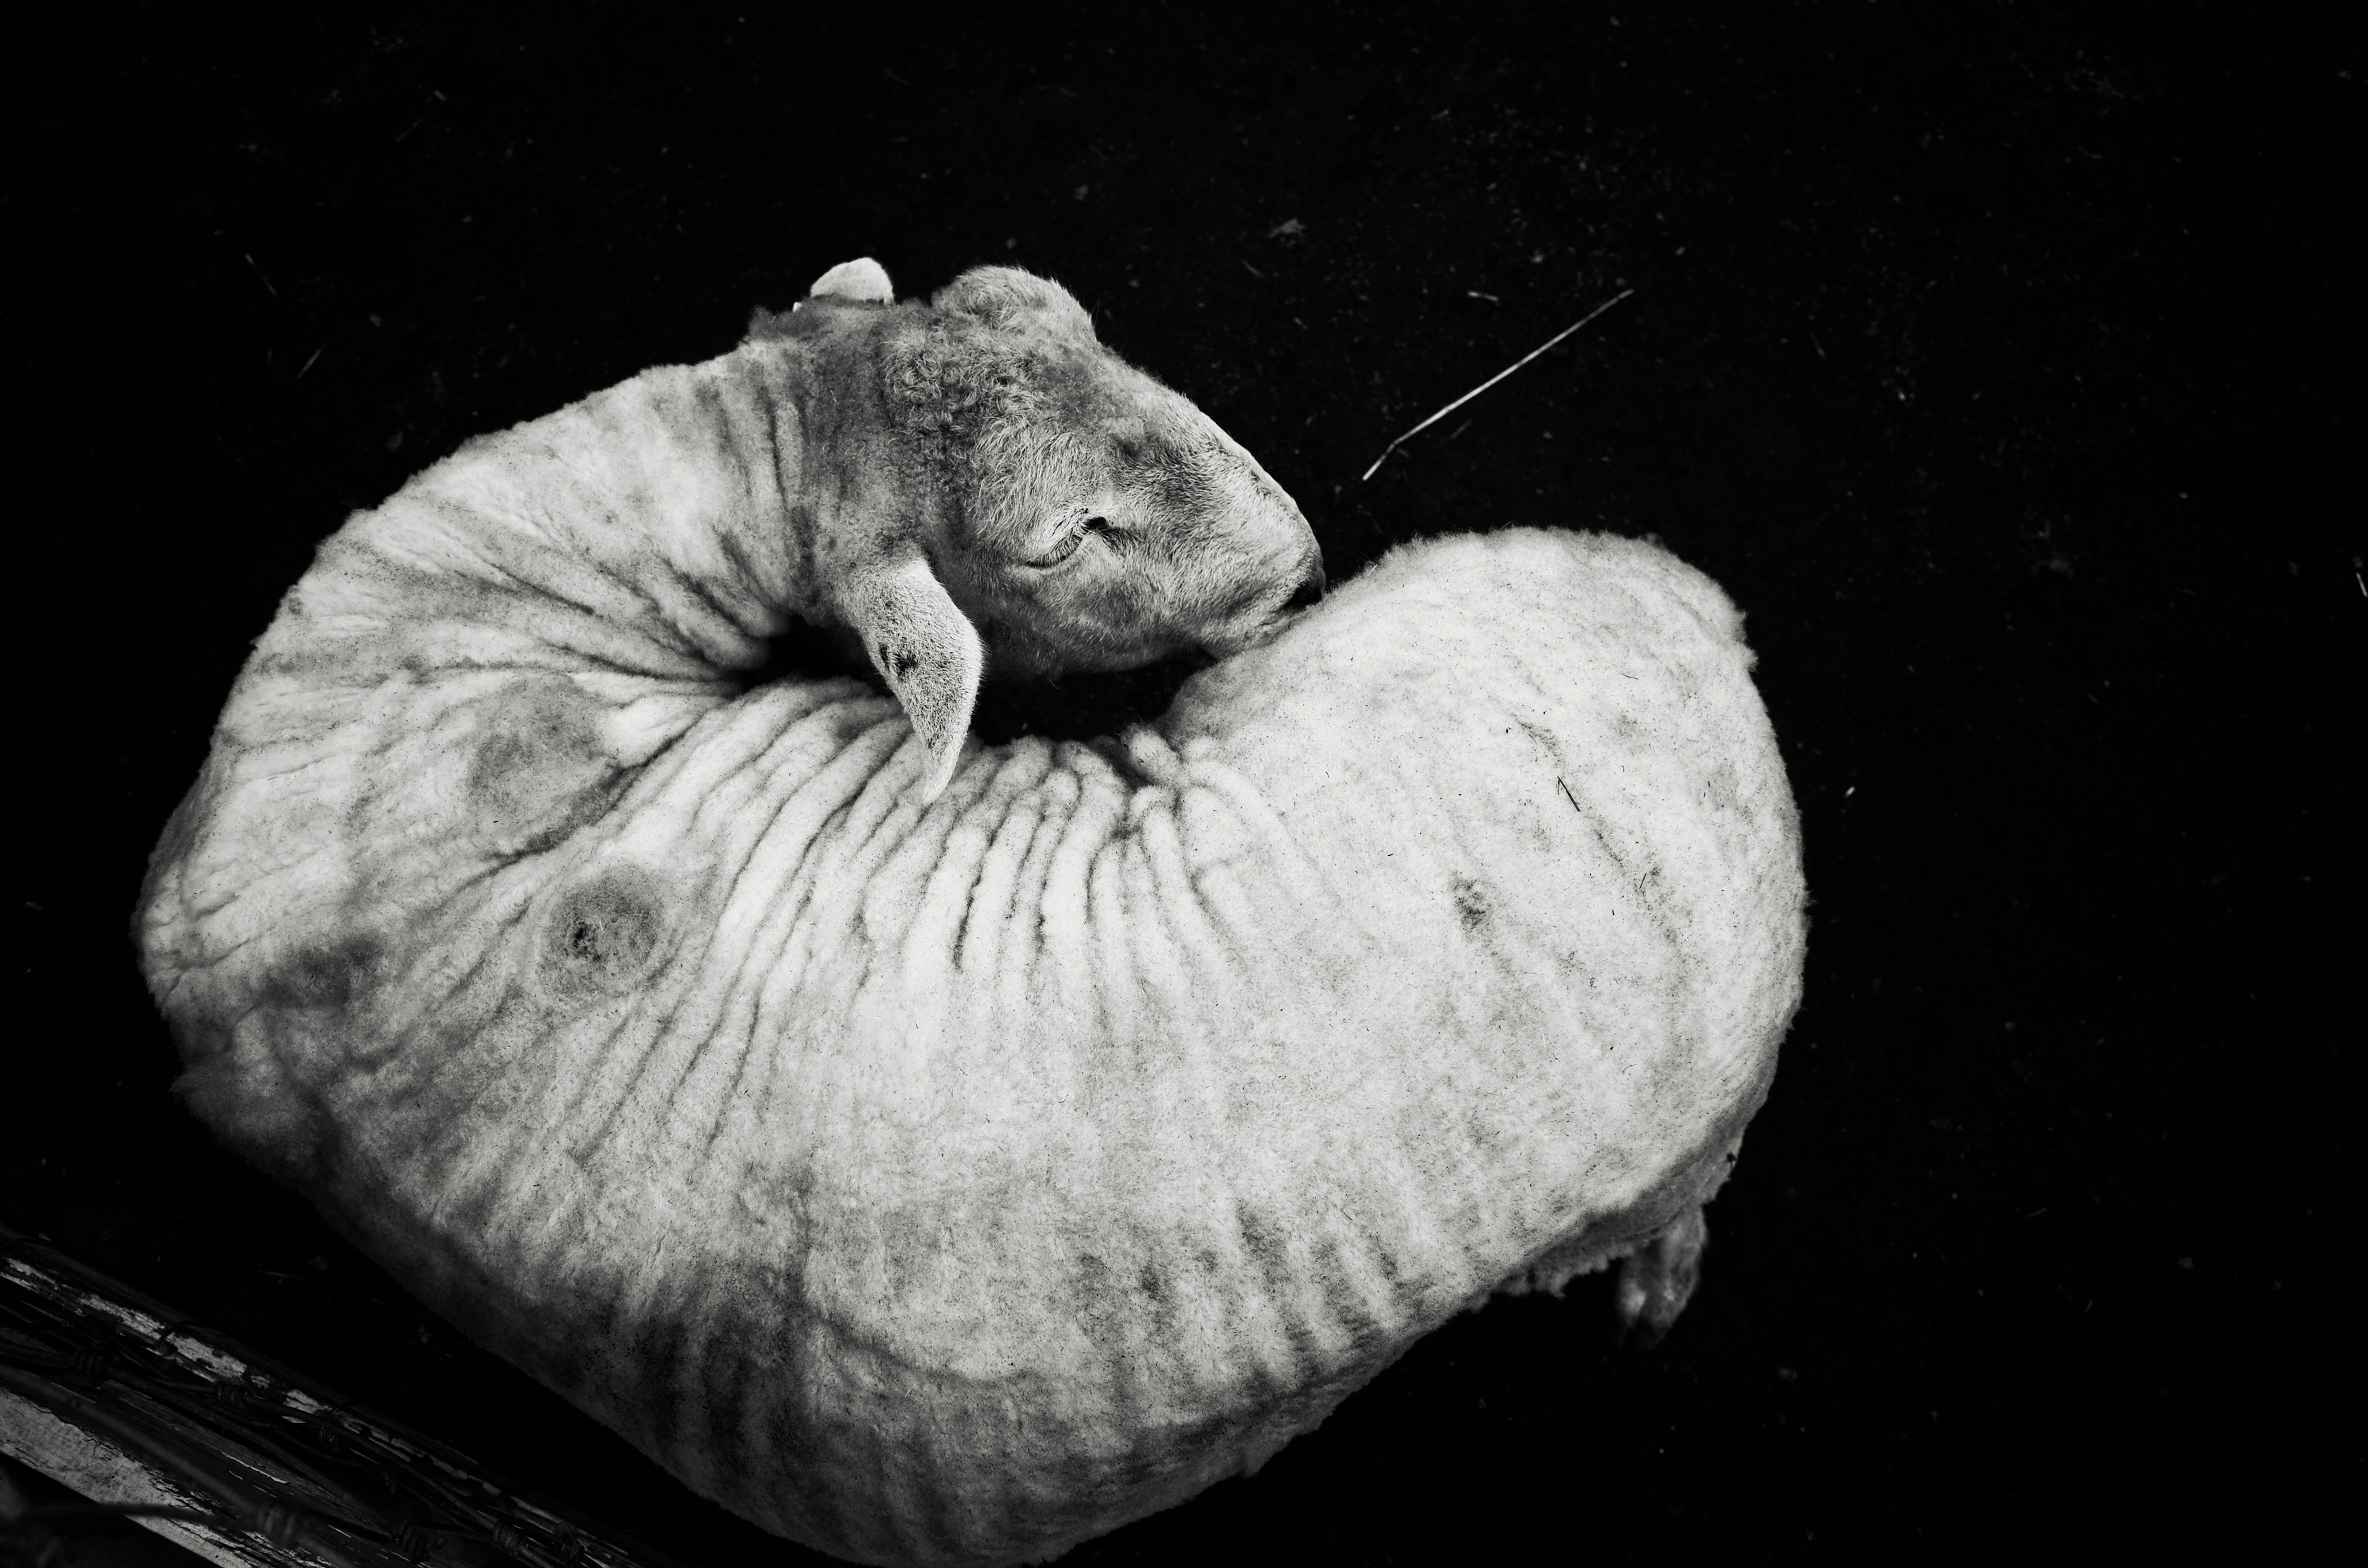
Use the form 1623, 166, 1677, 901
892, 271, 1105, 444
931, 265, 1099, 342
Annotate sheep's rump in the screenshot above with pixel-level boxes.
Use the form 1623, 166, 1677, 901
138, 396, 1805, 1568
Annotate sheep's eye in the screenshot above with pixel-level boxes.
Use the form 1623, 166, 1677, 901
1024, 515, 1109, 570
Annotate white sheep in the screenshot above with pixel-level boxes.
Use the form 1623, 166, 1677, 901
137, 310, 1806, 1563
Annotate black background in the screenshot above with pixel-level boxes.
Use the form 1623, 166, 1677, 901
12, 3, 2353, 1559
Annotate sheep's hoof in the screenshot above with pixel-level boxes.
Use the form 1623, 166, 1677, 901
1611, 1204, 1709, 1351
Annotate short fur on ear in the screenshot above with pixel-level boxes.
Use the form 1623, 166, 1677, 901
808, 257, 896, 305
836, 546, 981, 803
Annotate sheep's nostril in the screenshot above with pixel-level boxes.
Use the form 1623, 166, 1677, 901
1283, 565, 1326, 612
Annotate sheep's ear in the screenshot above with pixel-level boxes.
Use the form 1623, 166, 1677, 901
808, 257, 895, 305
838, 546, 980, 803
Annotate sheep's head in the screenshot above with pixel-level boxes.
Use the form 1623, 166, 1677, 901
910, 266, 1326, 677
757, 260, 1323, 801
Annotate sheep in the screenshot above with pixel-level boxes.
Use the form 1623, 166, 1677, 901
295, 257, 1321, 807
136, 327, 1806, 1562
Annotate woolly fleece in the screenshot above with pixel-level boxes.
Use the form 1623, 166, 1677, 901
138, 438, 1805, 1565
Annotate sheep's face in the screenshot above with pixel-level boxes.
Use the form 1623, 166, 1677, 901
907, 268, 1326, 678
953, 360, 1326, 676
763, 261, 1325, 800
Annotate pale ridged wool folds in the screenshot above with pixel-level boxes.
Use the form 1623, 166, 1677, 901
137, 356, 1807, 1568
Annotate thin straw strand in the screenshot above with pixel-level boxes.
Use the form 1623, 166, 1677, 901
1360, 289, 1635, 482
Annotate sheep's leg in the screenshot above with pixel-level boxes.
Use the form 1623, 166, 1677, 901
1613, 1204, 1709, 1350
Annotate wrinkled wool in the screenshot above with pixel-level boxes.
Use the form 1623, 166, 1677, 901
140, 464, 1805, 1567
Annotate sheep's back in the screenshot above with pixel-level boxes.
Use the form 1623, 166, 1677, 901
1161, 527, 1803, 1284
136, 518, 1803, 1567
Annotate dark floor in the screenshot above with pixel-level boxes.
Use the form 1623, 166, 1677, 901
2, 1455, 206, 1567
12, 5, 2351, 1561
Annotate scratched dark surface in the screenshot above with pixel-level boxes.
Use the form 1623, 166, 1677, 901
13, 4, 2349, 1558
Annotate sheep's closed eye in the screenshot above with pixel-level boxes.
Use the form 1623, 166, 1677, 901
1024, 515, 1110, 569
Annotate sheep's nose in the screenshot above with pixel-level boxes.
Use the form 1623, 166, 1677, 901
1283, 562, 1326, 611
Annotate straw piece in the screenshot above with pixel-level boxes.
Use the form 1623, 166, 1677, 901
1360, 289, 1634, 482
